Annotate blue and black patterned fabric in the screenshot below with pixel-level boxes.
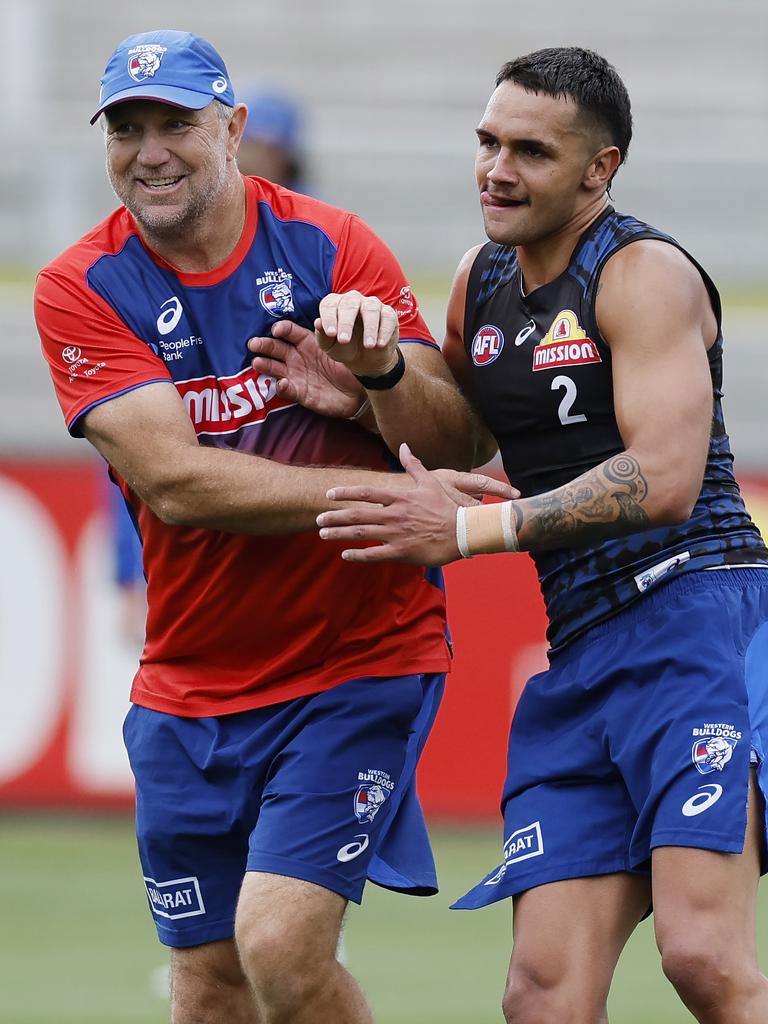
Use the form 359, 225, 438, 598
463, 207, 768, 650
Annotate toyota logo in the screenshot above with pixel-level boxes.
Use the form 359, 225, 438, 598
62, 346, 82, 364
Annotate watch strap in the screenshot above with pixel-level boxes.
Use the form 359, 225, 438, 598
354, 348, 406, 391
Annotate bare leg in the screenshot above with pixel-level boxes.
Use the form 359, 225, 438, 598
503, 872, 651, 1023
170, 938, 261, 1024
653, 772, 768, 1023
235, 871, 374, 1024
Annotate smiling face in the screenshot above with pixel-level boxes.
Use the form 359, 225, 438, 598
475, 81, 615, 248
104, 99, 238, 238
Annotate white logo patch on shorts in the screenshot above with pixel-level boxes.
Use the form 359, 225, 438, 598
691, 722, 741, 774
336, 834, 370, 863
354, 768, 395, 823
144, 875, 206, 919
634, 551, 690, 592
682, 784, 724, 817
484, 821, 544, 886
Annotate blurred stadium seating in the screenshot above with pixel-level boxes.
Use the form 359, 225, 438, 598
0, 0, 765, 460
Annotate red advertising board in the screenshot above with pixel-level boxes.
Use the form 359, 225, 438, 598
1, 460, 766, 820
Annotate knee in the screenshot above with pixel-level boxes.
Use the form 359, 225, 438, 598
170, 950, 253, 1024
235, 919, 331, 1015
661, 940, 754, 1008
503, 968, 543, 1024
503, 962, 596, 1024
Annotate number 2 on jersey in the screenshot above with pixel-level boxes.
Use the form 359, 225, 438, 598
551, 375, 587, 426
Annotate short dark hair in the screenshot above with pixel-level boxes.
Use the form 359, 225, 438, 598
496, 47, 632, 179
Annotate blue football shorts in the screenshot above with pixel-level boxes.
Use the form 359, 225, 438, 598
454, 568, 768, 910
123, 672, 445, 947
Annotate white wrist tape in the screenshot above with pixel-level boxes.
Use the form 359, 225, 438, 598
455, 501, 519, 558
456, 505, 471, 558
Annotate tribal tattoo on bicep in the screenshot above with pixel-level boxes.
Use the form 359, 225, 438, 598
514, 454, 650, 549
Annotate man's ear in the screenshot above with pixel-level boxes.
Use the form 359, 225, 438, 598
227, 103, 249, 161
584, 145, 621, 192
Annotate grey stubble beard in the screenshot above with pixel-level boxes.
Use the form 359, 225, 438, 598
106, 155, 229, 241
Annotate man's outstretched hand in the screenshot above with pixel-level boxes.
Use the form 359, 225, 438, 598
248, 320, 364, 419
317, 443, 518, 565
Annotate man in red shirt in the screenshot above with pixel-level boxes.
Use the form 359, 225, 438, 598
36, 28, 507, 1024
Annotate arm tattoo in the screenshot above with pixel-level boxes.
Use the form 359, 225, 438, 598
516, 453, 650, 550
604, 454, 648, 500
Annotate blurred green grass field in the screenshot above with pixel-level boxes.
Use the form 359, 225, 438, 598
3, 816, 767, 1023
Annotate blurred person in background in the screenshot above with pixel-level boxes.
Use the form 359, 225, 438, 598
314, 46, 768, 1024
108, 482, 147, 646
34, 28, 509, 1024
237, 88, 310, 193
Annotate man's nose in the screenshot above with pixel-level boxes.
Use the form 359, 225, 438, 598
487, 151, 520, 187
136, 132, 171, 167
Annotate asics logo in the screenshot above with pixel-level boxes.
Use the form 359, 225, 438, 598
514, 320, 536, 346
682, 784, 723, 817
336, 834, 369, 863
157, 296, 183, 336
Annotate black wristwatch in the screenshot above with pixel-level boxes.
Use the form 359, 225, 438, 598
354, 348, 406, 391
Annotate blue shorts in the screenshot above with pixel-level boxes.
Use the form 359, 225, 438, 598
454, 568, 768, 910
123, 673, 444, 947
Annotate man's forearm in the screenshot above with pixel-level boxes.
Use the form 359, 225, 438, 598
366, 357, 480, 472
457, 452, 664, 558
133, 445, 407, 535
512, 452, 657, 551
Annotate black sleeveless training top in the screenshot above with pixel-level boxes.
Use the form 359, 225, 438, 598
463, 207, 768, 650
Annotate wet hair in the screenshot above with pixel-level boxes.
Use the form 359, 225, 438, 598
496, 47, 632, 182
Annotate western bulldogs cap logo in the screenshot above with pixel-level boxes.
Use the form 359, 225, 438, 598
127, 46, 166, 83
91, 29, 235, 125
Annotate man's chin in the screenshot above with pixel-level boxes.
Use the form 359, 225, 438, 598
484, 223, 524, 247
481, 209, 522, 247
128, 202, 192, 234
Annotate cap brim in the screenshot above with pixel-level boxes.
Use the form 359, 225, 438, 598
90, 85, 215, 125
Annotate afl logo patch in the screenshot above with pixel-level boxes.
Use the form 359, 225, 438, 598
471, 325, 504, 366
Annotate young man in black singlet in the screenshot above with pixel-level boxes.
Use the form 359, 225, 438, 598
315, 47, 768, 1024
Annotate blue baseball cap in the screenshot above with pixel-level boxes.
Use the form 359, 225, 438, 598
91, 29, 235, 125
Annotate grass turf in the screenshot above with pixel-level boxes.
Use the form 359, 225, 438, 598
1, 815, 766, 1023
